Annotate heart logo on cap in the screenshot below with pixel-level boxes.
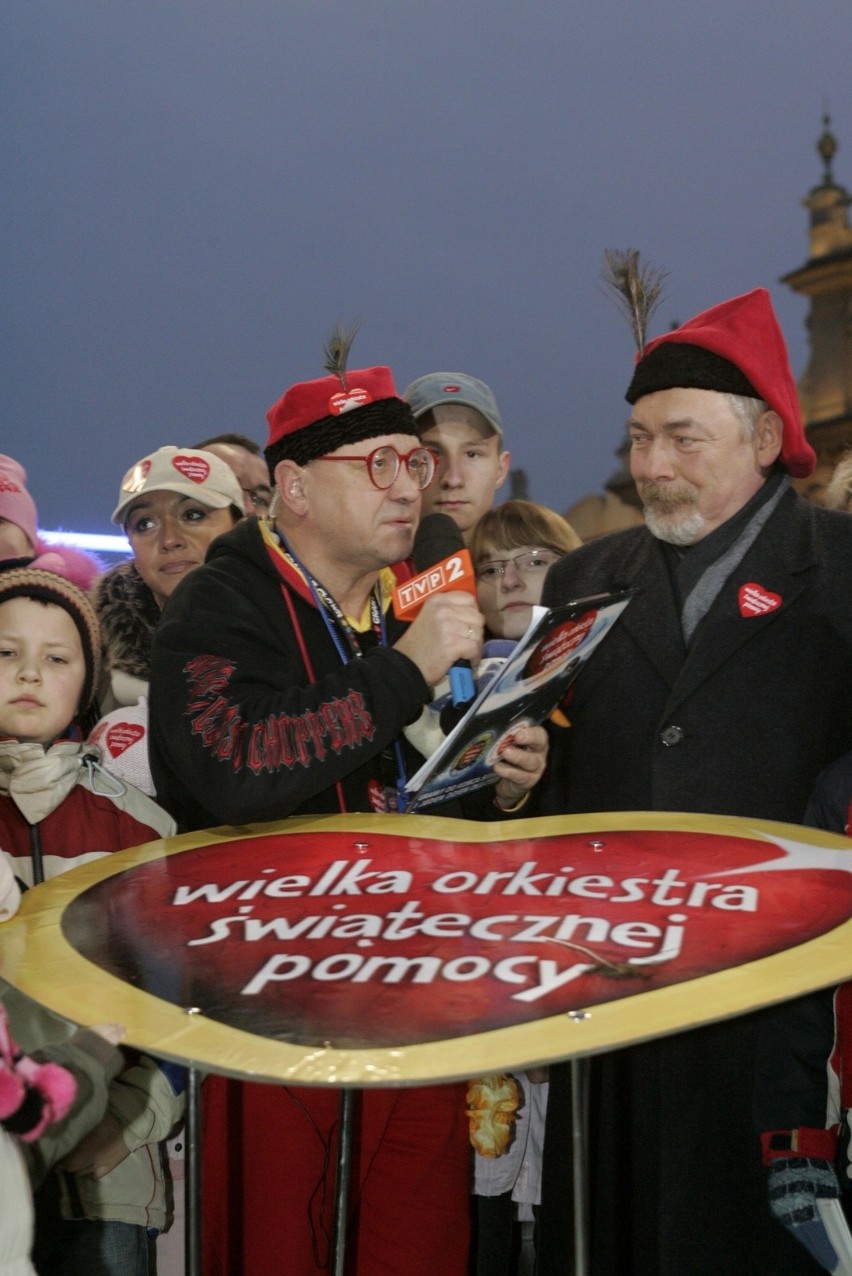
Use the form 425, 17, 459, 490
328, 387, 372, 416
171, 455, 210, 484
738, 583, 782, 618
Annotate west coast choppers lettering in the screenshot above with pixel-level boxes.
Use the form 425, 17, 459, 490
184, 655, 376, 772
170, 857, 759, 1003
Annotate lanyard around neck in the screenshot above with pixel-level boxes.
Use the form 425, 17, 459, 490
279, 535, 382, 657
278, 533, 410, 810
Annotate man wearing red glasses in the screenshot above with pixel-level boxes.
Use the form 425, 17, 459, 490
149, 360, 547, 1276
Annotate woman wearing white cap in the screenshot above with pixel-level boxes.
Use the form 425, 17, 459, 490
92, 446, 245, 716
88, 447, 245, 1276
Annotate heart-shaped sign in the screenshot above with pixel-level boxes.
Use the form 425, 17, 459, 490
4, 812, 852, 1085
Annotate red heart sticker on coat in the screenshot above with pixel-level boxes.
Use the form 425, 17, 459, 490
104, 723, 145, 757
171, 455, 210, 484
739, 583, 782, 617
26, 813, 852, 1084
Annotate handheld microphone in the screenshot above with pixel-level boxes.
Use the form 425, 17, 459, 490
392, 514, 477, 621
395, 513, 478, 706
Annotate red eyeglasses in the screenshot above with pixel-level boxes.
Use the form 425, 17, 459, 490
312, 445, 438, 491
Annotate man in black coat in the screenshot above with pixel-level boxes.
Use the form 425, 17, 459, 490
536, 287, 852, 1275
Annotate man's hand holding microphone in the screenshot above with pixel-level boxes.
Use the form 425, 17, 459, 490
392, 514, 548, 811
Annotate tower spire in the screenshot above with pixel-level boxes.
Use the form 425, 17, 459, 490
817, 111, 837, 186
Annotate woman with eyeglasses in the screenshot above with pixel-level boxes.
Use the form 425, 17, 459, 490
471, 499, 582, 641
405, 499, 583, 760
466, 499, 581, 1276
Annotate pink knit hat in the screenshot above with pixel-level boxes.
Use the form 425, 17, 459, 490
0, 456, 37, 551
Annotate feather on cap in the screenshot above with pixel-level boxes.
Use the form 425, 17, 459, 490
601, 248, 667, 357
322, 320, 361, 393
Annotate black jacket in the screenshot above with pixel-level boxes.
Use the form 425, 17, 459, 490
149, 518, 496, 832
536, 487, 852, 1276
540, 487, 852, 823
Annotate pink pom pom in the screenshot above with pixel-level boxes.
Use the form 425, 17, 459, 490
32, 538, 104, 591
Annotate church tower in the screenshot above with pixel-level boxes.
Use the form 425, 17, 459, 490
782, 116, 852, 501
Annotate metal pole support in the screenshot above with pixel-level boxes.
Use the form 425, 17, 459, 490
331, 1089, 356, 1276
185, 1065, 202, 1276
571, 1057, 590, 1276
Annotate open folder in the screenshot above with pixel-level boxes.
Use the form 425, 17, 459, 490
404, 589, 634, 812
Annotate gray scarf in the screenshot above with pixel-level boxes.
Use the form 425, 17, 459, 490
680, 476, 789, 644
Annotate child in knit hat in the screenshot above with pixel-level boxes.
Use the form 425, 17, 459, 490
0, 557, 182, 1276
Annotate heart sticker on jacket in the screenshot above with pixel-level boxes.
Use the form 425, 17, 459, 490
739, 583, 782, 617
104, 723, 146, 757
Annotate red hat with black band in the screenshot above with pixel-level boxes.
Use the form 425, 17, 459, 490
625, 287, 815, 478
265, 366, 420, 470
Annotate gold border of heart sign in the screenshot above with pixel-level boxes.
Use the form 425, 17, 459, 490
1, 810, 851, 1086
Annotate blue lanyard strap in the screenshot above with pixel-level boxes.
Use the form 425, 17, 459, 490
278, 533, 410, 809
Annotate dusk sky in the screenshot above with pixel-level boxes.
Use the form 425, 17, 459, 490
4, 2, 851, 536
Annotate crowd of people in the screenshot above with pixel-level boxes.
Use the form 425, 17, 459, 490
1, 282, 851, 1276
